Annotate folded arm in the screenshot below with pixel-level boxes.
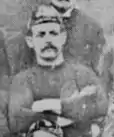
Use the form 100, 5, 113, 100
60, 66, 109, 123
8, 72, 44, 134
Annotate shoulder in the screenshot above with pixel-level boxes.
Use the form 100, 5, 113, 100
71, 8, 101, 29
68, 59, 98, 84
75, 8, 102, 30
11, 67, 39, 89
6, 32, 28, 74
71, 8, 105, 45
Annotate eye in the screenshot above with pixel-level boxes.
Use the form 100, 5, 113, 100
36, 31, 46, 37
84, 44, 91, 50
50, 31, 58, 36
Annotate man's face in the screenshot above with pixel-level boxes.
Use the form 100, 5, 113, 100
31, 22, 67, 61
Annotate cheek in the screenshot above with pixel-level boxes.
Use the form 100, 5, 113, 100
52, 35, 67, 48
33, 38, 45, 51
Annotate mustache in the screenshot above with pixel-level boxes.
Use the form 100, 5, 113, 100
41, 43, 58, 53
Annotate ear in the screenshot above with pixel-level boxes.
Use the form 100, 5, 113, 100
25, 36, 34, 48
60, 31, 67, 46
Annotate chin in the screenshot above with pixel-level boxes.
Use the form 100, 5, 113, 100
37, 53, 64, 68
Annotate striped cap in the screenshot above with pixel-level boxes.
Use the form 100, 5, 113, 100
27, 5, 62, 29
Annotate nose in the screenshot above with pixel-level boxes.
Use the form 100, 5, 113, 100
45, 35, 52, 44
46, 41, 52, 46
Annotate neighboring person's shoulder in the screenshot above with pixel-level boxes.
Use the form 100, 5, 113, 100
6, 32, 28, 75
75, 8, 101, 31
71, 8, 105, 45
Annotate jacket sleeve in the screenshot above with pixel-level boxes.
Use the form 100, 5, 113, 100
8, 71, 43, 134
60, 65, 109, 123
61, 84, 108, 122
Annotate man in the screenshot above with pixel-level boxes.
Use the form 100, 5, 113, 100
8, 5, 109, 137
33, 0, 106, 71
5, 0, 106, 75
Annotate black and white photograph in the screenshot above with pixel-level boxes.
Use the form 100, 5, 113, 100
0, 0, 114, 137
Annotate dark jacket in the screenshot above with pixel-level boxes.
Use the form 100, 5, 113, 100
8, 58, 108, 134
64, 8, 105, 70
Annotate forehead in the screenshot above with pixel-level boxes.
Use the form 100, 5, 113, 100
32, 23, 61, 33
